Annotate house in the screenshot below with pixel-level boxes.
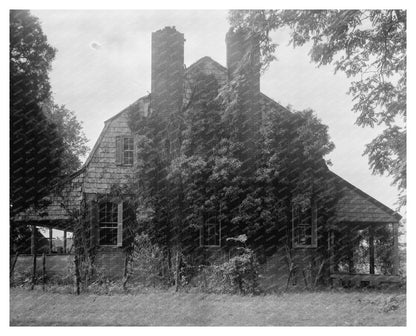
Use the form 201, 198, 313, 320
12, 26, 401, 288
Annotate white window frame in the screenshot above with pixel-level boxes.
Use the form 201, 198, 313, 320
292, 201, 317, 248
122, 137, 134, 166
200, 221, 221, 247
98, 201, 123, 247
116, 136, 134, 166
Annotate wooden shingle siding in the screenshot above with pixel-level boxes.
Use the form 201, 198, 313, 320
335, 180, 398, 223
83, 112, 135, 194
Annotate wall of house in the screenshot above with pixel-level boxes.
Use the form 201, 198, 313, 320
95, 250, 126, 279
258, 220, 329, 292
83, 112, 135, 194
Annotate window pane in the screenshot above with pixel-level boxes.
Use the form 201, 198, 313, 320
124, 137, 133, 150
98, 202, 118, 245
99, 228, 118, 245
124, 151, 133, 165
111, 202, 118, 222
99, 202, 118, 230
203, 222, 220, 246
294, 206, 313, 246
122, 137, 134, 165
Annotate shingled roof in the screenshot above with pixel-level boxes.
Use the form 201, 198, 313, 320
12, 56, 401, 227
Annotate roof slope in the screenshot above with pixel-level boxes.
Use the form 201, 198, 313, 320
79, 56, 402, 221
13, 56, 401, 225
331, 171, 401, 222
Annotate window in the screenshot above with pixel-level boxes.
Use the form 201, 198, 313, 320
123, 137, 134, 165
201, 221, 221, 247
292, 202, 317, 248
116, 136, 134, 166
99, 201, 123, 246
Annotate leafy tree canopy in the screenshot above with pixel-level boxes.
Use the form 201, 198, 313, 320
10, 10, 89, 216
131, 71, 338, 258
42, 99, 90, 176
228, 10, 406, 209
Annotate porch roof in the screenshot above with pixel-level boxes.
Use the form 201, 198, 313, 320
331, 171, 401, 223
12, 218, 74, 232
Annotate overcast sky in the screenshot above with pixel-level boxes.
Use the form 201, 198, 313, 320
31, 9, 402, 214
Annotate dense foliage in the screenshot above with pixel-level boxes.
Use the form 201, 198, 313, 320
229, 10, 406, 209
10, 10, 64, 215
10, 10, 89, 217
41, 99, 90, 176
10, 225, 49, 254
130, 70, 337, 265
10, 10, 89, 255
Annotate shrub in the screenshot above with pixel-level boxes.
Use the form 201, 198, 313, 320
194, 248, 260, 295
129, 233, 168, 287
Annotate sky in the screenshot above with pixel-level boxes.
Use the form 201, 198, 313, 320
31, 9, 402, 215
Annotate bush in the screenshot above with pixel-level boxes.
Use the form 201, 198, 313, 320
193, 248, 260, 295
129, 234, 169, 287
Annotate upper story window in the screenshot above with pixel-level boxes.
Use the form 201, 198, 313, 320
292, 201, 317, 248
116, 136, 134, 166
123, 137, 134, 165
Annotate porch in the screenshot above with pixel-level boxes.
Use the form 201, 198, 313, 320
330, 273, 401, 287
328, 221, 401, 287
12, 219, 74, 256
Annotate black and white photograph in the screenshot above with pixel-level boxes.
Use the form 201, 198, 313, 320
7, 5, 408, 327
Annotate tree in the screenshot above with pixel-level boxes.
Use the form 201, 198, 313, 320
228, 10, 406, 209
10, 225, 49, 255
10, 10, 65, 216
42, 100, 90, 175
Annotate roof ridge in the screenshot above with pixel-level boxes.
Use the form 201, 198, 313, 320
104, 94, 150, 124
186, 56, 227, 72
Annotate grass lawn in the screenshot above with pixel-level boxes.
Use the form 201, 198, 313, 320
10, 287, 406, 326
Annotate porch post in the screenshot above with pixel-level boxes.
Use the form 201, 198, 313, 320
369, 225, 375, 274
63, 230, 67, 254
31, 225, 36, 255
393, 222, 399, 276
348, 228, 355, 274
328, 230, 335, 274
49, 228, 53, 254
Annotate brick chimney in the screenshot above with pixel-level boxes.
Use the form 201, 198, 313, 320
226, 28, 260, 94
151, 26, 185, 117
225, 28, 261, 168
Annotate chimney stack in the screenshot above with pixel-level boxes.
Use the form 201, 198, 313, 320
225, 28, 261, 167
151, 27, 185, 117
226, 28, 260, 94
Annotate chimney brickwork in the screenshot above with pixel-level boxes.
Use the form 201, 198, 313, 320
151, 26, 185, 160
151, 26, 185, 118
225, 28, 262, 170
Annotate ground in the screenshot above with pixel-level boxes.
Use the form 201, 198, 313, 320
10, 287, 406, 326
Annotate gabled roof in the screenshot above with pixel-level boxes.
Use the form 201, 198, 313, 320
186, 56, 227, 74
83, 95, 151, 169
82, 56, 292, 173
74, 56, 401, 223
104, 94, 150, 124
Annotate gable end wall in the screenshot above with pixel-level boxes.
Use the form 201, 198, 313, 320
336, 184, 398, 223
84, 112, 134, 194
